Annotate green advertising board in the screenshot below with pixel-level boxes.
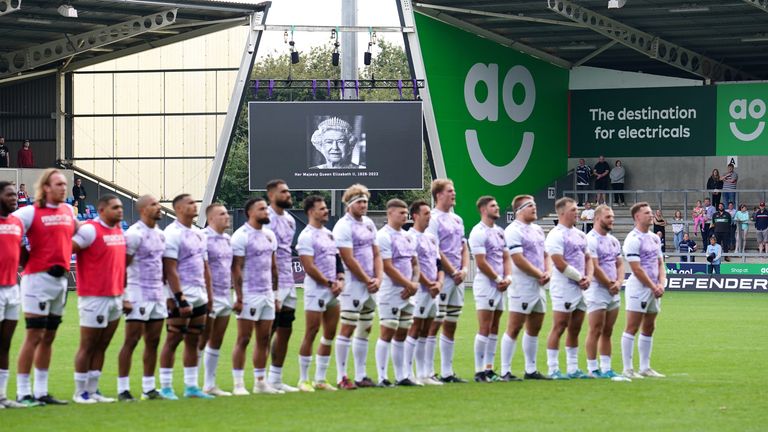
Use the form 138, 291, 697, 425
716, 83, 768, 156
721, 263, 768, 275
570, 86, 716, 157
413, 13, 569, 228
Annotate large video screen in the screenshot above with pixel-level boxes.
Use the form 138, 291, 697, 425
248, 101, 423, 190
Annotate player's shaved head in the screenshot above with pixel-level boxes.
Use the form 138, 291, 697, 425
136, 194, 156, 211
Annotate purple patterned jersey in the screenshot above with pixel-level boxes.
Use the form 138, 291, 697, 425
408, 229, 439, 290
426, 208, 465, 269
296, 225, 337, 291
164, 221, 207, 288
125, 221, 166, 301
205, 227, 233, 297
231, 223, 277, 295
586, 230, 621, 283
468, 222, 506, 283
332, 213, 378, 282
545, 224, 589, 289
267, 206, 296, 290
377, 225, 417, 285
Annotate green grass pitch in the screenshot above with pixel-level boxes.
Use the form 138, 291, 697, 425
2, 290, 766, 431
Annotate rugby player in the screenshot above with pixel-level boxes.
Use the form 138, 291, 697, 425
501, 195, 551, 381
374, 199, 419, 387
405, 200, 444, 386
545, 197, 593, 380
116, 195, 167, 401
296, 196, 344, 392
585, 205, 624, 379
199, 204, 233, 396
158, 194, 213, 400
15, 169, 76, 406
230, 197, 281, 394
72, 194, 127, 403
333, 184, 382, 389
468, 196, 510, 383
622, 202, 666, 379
425, 179, 469, 383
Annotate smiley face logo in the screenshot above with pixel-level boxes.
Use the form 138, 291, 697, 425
729, 98, 765, 142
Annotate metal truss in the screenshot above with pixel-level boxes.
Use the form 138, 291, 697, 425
0, 9, 177, 78
744, 0, 768, 14
0, 0, 21, 17
547, 0, 754, 81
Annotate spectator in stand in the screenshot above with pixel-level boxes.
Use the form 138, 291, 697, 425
706, 235, 722, 275
692, 200, 705, 236
17, 139, 34, 168
72, 178, 87, 215
0, 136, 9, 168
593, 155, 610, 205
610, 159, 626, 206
17, 183, 29, 207
575, 158, 592, 206
726, 202, 737, 252
734, 204, 750, 253
671, 210, 685, 253
701, 198, 715, 245
653, 209, 667, 253
678, 232, 697, 262
580, 201, 595, 232
706, 169, 722, 209
722, 164, 738, 207
754, 202, 768, 255
711, 203, 731, 260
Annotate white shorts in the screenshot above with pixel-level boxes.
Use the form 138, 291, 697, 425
277, 285, 298, 310
438, 277, 465, 308
304, 286, 339, 312
21, 272, 68, 316
625, 282, 661, 314
585, 284, 621, 314
377, 293, 414, 323
166, 285, 208, 308
78, 296, 123, 328
413, 290, 438, 319
210, 294, 233, 318
339, 279, 376, 313
507, 283, 547, 315
549, 283, 586, 313
125, 300, 167, 321
0, 285, 21, 321
473, 279, 504, 311
238, 294, 275, 322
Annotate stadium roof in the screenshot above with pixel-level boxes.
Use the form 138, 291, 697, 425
413, 0, 768, 82
0, 0, 269, 81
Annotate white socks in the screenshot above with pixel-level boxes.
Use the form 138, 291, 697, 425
352, 337, 369, 382
253, 368, 266, 382
87, 370, 101, 394
33, 368, 48, 398
74, 372, 88, 395
375, 339, 390, 383
587, 358, 599, 373
565, 346, 579, 374
621, 332, 635, 371
547, 349, 560, 374
439, 335, 455, 377
159, 368, 173, 389
142, 376, 155, 393
391, 340, 405, 382
335, 336, 351, 380
415, 337, 427, 378
117, 376, 130, 393
600, 355, 612, 373
522, 333, 539, 374
500, 333, 517, 375
267, 365, 282, 385
638, 334, 653, 371
232, 369, 245, 388
203, 347, 220, 390
474, 334, 488, 373
16, 373, 31, 399
485, 334, 498, 370
424, 336, 437, 377
315, 355, 330, 382
404, 337, 417, 380
0, 369, 8, 399
183, 367, 198, 388
298, 355, 312, 383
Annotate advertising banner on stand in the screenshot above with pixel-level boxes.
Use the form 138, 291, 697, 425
414, 13, 569, 229
570, 86, 716, 157
716, 83, 768, 156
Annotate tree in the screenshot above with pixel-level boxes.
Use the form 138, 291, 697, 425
218, 41, 432, 210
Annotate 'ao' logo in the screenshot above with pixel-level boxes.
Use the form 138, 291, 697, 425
729, 98, 765, 142
464, 64, 535, 186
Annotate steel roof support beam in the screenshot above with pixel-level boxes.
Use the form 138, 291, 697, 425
0, 9, 177, 78
0, 0, 21, 17
415, 2, 585, 28
743, 0, 768, 14
547, 0, 754, 81
574, 40, 617, 67
415, 6, 572, 69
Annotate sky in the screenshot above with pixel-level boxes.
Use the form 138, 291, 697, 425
254, 0, 406, 66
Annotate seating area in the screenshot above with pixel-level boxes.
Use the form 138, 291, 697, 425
65, 197, 130, 230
